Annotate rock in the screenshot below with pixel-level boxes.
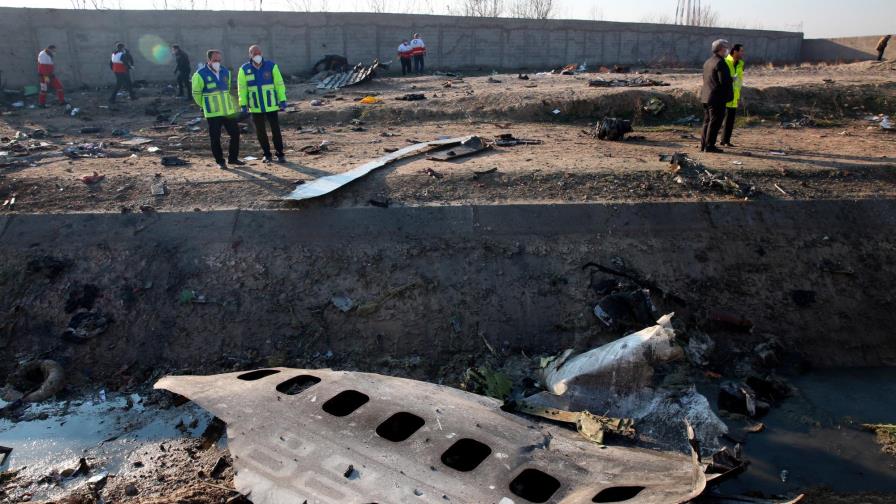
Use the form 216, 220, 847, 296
124, 483, 138, 496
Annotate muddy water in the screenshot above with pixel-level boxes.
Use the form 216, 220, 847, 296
0, 393, 212, 500
716, 367, 896, 495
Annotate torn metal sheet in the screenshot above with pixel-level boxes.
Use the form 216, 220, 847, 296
283, 136, 468, 201
156, 368, 706, 504
427, 136, 491, 161
317, 60, 380, 90
525, 315, 729, 454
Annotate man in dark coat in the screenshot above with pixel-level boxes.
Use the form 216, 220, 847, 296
172, 45, 192, 98
700, 39, 734, 153
877, 35, 891, 61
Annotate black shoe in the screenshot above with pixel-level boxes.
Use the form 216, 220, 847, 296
276, 155, 286, 163
704, 146, 724, 153
217, 161, 228, 170
262, 155, 273, 164
228, 158, 246, 166
722, 142, 735, 147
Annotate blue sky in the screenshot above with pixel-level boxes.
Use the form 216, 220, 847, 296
0, 0, 891, 38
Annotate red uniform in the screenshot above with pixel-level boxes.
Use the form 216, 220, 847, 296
37, 49, 65, 106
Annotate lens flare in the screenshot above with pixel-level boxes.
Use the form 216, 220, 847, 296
138, 34, 173, 65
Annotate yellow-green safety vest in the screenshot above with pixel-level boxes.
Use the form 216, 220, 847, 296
725, 55, 745, 108
237, 59, 287, 113
192, 65, 237, 118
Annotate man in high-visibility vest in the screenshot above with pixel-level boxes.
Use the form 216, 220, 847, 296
721, 44, 745, 148
410, 33, 426, 74
192, 49, 244, 170
109, 42, 138, 104
237, 45, 288, 163
37, 45, 66, 108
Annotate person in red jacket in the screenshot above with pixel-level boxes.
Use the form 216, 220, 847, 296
37, 45, 66, 108
109, 42, 138, 104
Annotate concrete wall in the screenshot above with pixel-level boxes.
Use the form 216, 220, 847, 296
801, 35, 887, 62
0, 7, 803, 88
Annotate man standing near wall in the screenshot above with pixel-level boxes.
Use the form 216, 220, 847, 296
877, 35, 891, 61
700, 39, 734, 154
721, 44, 745, 148
398, 39, 413, 76
172, 45, 192, 99
37, 45, 65, 108
109, 43, 138, 103
410, 33, 426, 74
237, 45, 288, 164
192, 49, 244, 170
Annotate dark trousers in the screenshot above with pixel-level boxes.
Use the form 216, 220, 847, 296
252, 111, 284, 158
413, 54, 425, 73
176, 71, 190, 96
110, 72, 136, 102
400, 57, 412, 75
207, 116, 240, 164
878, 49, 886, 61
722, 107, 737, 144
701, 102, 726, 150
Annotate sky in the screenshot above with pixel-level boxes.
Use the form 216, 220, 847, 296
0, 0, 891, 38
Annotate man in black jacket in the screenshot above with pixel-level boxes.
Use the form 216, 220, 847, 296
172, 45, 192, 98
700, 39, 734, 153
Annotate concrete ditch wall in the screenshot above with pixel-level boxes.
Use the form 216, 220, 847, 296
801, 36, 887, 62
0, 7, 803, 88
1, 200, 895, 387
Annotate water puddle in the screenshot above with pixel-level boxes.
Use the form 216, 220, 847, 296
0, 391, 211, 500
717, 367, 896, 495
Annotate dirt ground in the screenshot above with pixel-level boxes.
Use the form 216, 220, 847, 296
1, 60, 894, 214
1, 61, 895, 504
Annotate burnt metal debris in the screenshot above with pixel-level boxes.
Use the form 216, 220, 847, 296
156, 368, 706, 504
317, 60, 381, 90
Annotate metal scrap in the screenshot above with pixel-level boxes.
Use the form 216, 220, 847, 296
666, 153, 757, 198
283, 136, 473, 201
317, 60, 380, 90
427, 136, 490, 161
156, 368, 706, 504
588, 76, 670, 87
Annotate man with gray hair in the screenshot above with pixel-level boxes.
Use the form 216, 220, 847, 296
700, 39, 734, 153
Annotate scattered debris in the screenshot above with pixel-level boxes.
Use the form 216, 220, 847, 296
299, 141, 332, 155
64, 143, 106, 159
150, 176, 168, 196
161, 156, 188, 166
80, 171, 105, 184
331, 295, 354, 312
317, 60, 380, 90
643, 96, 667, 116
427, 136, 490, 161
493, 133, 542, 146
589, 76, 669, 87
666, 153, 757, 198
396, 93, 426, 101
359, 96, 381, 104
423, 167, 443, 179
596, 117, 633, 141
62, 309, 111, 342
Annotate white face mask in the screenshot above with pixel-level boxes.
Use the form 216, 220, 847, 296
211, 62, 221, 71
252, 55, 262, 64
